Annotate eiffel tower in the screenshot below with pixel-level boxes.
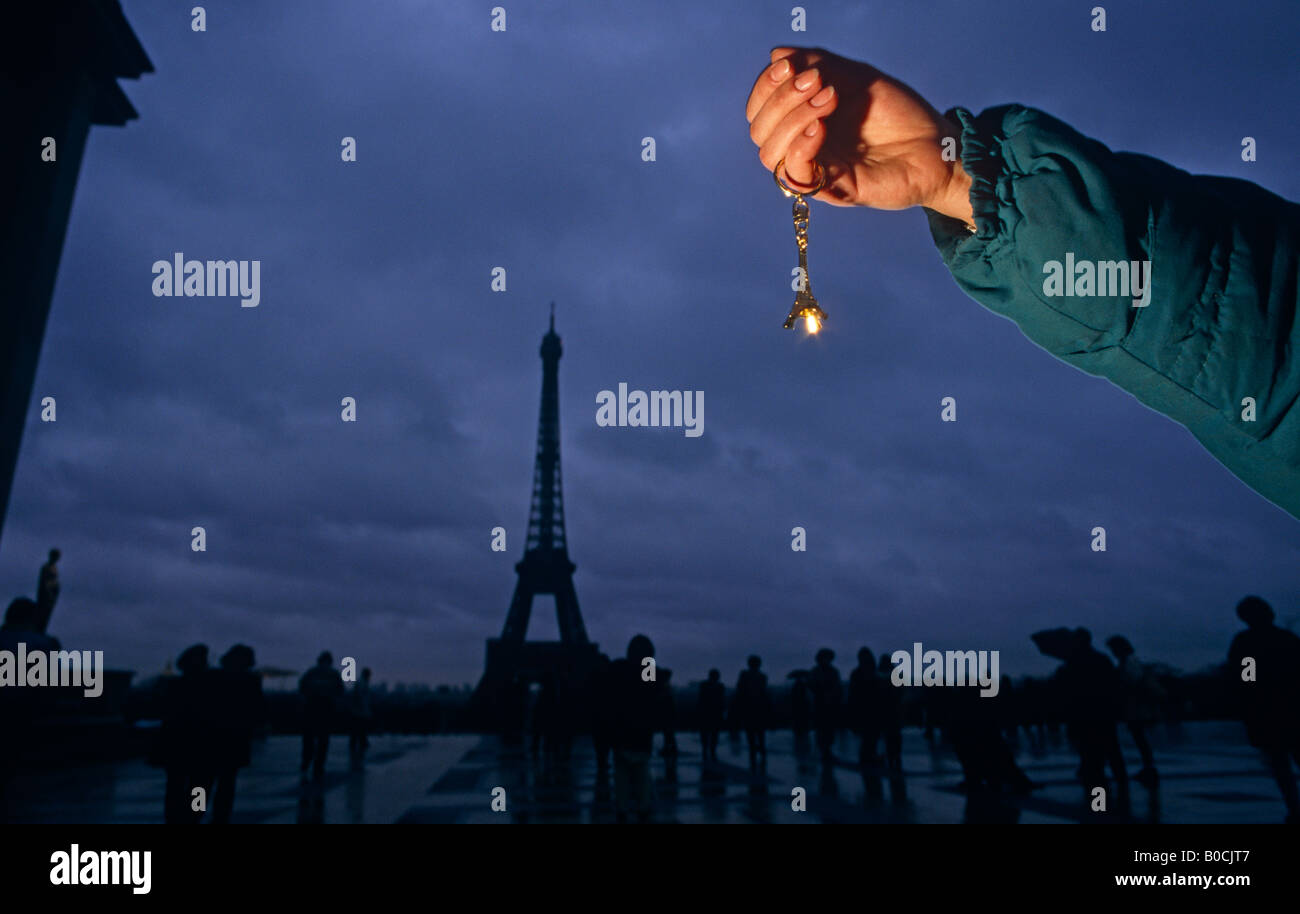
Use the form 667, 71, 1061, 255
471, 306, 600, 726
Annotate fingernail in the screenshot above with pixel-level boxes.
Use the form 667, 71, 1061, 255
810, 86, 834, 107
794, 68, 819, 91
804, 121, 820, 137
770, 59, 791, 80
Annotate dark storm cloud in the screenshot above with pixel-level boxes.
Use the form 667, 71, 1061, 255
0, 0, 1296, 686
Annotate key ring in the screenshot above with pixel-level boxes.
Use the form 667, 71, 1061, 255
773, 157, 826, 197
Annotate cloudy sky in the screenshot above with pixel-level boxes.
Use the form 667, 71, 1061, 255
2, 0, 1297, 686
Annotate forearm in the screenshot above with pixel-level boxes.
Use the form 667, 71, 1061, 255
924, 104, 1300, 518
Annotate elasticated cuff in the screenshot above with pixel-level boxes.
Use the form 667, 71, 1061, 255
923, 105, 1023, 259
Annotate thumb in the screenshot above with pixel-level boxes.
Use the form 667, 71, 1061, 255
782, 118, 827, 190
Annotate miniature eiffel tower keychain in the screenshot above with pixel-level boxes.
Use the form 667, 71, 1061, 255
774, 157, 828, 333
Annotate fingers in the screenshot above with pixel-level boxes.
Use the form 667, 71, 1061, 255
746, 46, 826, 123
771, 46, 826, 67
779, 118, 829, 190
745, 57, 793, 124
756, 83, 837, 174
749, 66, 826, 150
748, 46, 837, 193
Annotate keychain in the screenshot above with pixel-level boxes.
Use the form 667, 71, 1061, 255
774, 157, 828, 334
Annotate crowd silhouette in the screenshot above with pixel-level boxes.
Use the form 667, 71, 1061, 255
148, 644, 377, 822
507, 596, 1300, 824
1, 548, 1298, 826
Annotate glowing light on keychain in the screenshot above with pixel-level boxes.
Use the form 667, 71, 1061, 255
774, 157, 828, 335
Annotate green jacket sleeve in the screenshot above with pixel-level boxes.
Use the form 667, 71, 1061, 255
925, 105, 1300, 520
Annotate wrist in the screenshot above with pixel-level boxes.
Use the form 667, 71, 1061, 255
933, 161, 975, 229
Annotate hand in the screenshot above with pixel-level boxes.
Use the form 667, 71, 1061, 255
745, 47, 974, 226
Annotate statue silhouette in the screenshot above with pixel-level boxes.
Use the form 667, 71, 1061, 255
33, 548, 60, 633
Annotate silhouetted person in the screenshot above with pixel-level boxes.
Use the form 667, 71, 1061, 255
33, 549, 60, 633
789, 672, 811, 755
997, 676, 1018, 744
697, 669, 725, 763
210, 644, 263, 824
539, 671, 574, 764
299, 651, 343, 781
1227, 595, 1300, 823
1106, 635, 1161, 787
732, 655, 770, 766
921, 687, 938, 743
531, 673, 565, 763
0, 597, 59, 817
590, 654, 616, 773
1051, 628, 1127, 794
0, 596, 58, 652
848, 647, 881, 766
539, 675, 557, 759
502, 673, 528, 747
808, 648, 843, 763
158, 644, 217, 823
527, 680, 544, 756
658, 668, 678, 758
610, 634, 659, 822
876, 653, 903, 771
349, 667, 373, 767
936, 680, 1033, 796
1018, 676, 1049, 750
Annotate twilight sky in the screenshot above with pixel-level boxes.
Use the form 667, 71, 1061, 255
2, 0, 1297, 686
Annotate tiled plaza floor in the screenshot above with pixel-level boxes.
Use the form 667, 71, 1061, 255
4, 721, 1291, 824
